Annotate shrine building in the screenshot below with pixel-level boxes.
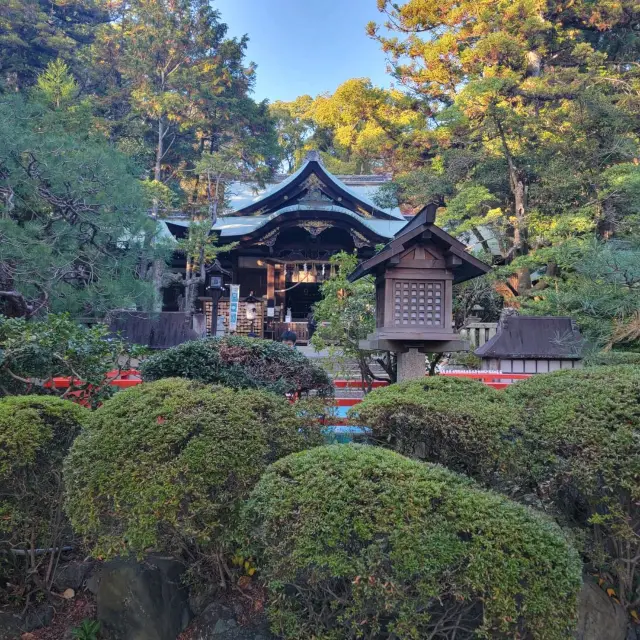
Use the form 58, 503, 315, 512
162, 151, 413, 342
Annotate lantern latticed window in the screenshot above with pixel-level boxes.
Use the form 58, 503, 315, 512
393, 280, 444, 328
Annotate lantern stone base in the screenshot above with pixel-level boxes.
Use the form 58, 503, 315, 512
397, 349, 427, 381
359, 332, 469, 381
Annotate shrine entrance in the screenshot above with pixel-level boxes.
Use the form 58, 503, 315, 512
284, 281, 322, 321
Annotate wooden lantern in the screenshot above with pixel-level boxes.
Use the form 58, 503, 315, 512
349, 205, 491, 364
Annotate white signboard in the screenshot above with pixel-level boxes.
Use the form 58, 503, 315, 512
229, 285, 240, 331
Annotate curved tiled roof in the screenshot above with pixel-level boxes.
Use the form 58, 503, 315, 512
475, 316, 584, 359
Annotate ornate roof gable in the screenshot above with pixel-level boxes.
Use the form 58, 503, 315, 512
233, 151, 402, 221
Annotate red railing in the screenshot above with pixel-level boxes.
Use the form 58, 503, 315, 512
46, 370, 531, 411
440, 371, 532, 390
335, 372, 532, 392
46, 369, 143, 390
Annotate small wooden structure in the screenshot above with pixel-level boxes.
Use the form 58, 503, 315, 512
109, 311, 206, 349
349, 205, 491, 379
474, 312, 584, 372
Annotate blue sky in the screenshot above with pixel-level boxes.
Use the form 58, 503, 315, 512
214, 0, 395, 103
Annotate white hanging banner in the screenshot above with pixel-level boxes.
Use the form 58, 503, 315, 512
229, 285, 240, 331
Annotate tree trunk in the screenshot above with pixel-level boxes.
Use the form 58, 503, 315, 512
495, 115, 531, 293
150, 117, 164, 220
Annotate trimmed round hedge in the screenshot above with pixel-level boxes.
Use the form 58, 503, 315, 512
350, 376, 517, 482
140, 336, 333, 397
0, 396, 87, 599
245, 445, 582, 640
505, 365, 640, 607
64, 378, 324, 566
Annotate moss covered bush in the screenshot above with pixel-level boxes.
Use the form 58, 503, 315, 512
350, 376, 517, 482
64, 378, 324, 579
505, 365, 640, 608
140, 336, 333, 397
0, 396, 87, 602
245, 445, 581, 640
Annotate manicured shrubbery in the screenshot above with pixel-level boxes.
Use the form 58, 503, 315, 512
245, 445, 581, 640
505, 365, 640, 609
141, 335, 333, 397
584, 350, 640, 366
0, 396, 87, 602
350, 376, 517, 482
64, 378, 324, 582
0, 314, 136, 404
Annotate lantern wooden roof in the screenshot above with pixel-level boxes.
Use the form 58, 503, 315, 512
348, 204, 491, 285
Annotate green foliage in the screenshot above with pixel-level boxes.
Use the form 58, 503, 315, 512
64, 378, 324, 575
369, 0, 640, 293
0, 93, 166, 317
524, 239, 640, 348
584, 351, 640, 367
269, 80, 426, 174
505, 366, 640, 609
141, 336, 333, 397
0, 0, 108, 88
351, 377, 517, 483
87, 0, 279, 209
33, 59, 78, 109
71, 619, 100, 640
0, 396, 87, 601
312, 251, 393, 387
0, 314, 133, 404
244, 445, 582, 640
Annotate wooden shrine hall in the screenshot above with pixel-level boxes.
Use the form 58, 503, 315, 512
162, 151, 409, 342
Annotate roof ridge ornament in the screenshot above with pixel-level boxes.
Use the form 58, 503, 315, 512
304, 149, 323, 165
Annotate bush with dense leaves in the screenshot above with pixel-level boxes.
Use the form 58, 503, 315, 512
584, 350, 640, 366
350, 376, 517, 482
505, 365, 640, 609
0, 396, 87, 602
244, 445, 581, 640
0, 314, 136, 405
64, 378, 324, 578
141, 336, 333, 397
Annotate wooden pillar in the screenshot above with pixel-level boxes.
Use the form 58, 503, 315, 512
277, 265, 286, 313
267, 263, 275, 302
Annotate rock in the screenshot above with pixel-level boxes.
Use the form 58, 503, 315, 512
0, 612, 22, 640
85, 568, 101, 595
23, 604, 54, 632
0, 603, 54, 638
52, 561, 94, 591
576, 579, 628, 640
189, 585, 218, 617
190, 602, 274, 640
96, 556, 191, 640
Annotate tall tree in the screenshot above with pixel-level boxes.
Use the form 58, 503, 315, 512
270, 81, 427, 174
0, 88, 165, 318
0, 0, 108, 89
270, 96, 315, 172
88, 0, 279, 210
369, 0, 640, 292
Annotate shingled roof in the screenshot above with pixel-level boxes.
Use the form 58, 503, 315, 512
348, 204, 491, 285
475, 315, 584, 359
